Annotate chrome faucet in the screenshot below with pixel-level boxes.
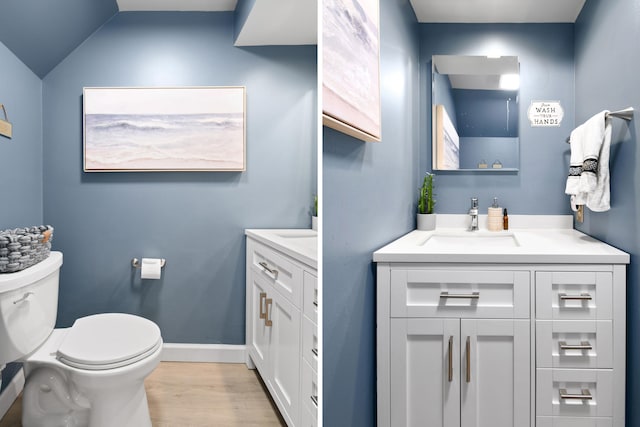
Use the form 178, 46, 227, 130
469, 197, 479, 231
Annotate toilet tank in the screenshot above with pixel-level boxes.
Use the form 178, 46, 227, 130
0, 251, 62, 367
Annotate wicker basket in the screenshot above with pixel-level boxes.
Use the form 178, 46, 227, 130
0, 225, 53, 273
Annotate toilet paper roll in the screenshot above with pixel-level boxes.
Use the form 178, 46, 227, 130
141, 258, 162, 280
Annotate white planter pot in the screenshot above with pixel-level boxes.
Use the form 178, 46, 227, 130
417, 213, 436, 231
311, 216, 318, 231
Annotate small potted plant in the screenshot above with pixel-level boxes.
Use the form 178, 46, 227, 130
417, 172, 436, 231
311, 194, 318, 231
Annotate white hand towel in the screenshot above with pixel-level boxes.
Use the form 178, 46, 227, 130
565, 123, 585, 211
586, 117, 612, 211
578, 111, 609, 194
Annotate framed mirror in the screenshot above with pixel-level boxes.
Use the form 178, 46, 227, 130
432, 55, 520, 172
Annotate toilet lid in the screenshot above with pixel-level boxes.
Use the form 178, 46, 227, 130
57, 313, 162, 370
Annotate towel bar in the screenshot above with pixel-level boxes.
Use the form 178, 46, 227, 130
565, 107, 634, 143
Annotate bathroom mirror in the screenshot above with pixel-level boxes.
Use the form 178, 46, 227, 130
432, 55, 519, 171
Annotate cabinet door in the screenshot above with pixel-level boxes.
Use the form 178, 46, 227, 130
390, 318, 460, 427
268, 289, 301, 427
248, 271, 271, 376
461, 319, 530, 427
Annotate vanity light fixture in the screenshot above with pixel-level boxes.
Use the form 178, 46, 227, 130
500, 73, 520, 90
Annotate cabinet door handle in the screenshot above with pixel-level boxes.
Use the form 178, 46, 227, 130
311, 395, 318, 407
448, 336, 454, 382
559, 388, 593, 400
258, 261, 278, 278
466, 336, 471, 383
559, 292, 592, 300
265, 298, 273, 327
440, 291, 480, 299
259, 292, 267, 319
559, 341, 593, 350
312, 348, 318, 357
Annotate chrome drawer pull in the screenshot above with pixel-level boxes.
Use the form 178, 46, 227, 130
258, 261, 278, 278
559, 388, 593, 400
312, 348, 318, 357
559, 292, 592, 300
559, 341, 593, 351
313, 300, 318, 307
440, 291, 480, 299
311, 395, 318, 407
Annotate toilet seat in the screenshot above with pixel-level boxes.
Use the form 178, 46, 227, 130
56, 313, 162, 371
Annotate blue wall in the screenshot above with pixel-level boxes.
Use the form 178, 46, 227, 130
42, 12, 316, 343
323, 0, 420, 425
574, 0, 640, 424
0, 41, 43, 393
421, 24, 575, 215
452, 89, 518, 137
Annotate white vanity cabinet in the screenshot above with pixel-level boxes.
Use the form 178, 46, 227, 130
245, 230, 318, 427
380, 266, 531, 427
374, 224, 629, 427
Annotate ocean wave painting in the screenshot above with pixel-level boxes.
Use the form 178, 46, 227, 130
83, 87, 245, 171
323, 0, 380, 140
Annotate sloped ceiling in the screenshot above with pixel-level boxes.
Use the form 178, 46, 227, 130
0, 0, 119, 78
410, 0, 586, 23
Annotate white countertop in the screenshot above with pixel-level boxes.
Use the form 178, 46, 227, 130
373, 215, 630, 264
245, 229, 318, 270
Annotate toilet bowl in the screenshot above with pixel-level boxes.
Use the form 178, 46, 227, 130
0, 252, 163, 427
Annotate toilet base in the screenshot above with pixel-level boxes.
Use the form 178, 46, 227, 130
22, 366, 154, 427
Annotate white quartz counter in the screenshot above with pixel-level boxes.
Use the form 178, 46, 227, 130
373, 215, 629, 264
245, 229, 317, 269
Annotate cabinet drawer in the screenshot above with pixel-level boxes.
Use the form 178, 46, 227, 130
303, 315, 318, 371
301, 402, 318, 427
303, 271, 318, 324
536, 321, 612, 369
390, 269, 529, 318
536, 272, 612, 320
302, 359, 318, 421
249, 239, 303, 308
536, 416, 612, 427
537, 369, 612, 418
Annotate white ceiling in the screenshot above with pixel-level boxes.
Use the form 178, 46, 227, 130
117, 0, 237, 12
115, 0, 316, 45
433, 55, 519, 90
410, 0, 586, 23
235, 0, 317, 46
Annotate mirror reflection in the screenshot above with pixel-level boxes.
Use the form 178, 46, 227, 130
432, 55, 520, 171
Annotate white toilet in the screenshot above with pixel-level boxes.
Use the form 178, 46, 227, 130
0, 251, 163, 427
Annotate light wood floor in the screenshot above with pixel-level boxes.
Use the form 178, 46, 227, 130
0, 362, 285, 427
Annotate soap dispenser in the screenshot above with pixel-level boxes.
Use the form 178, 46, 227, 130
488, 197, 502, 231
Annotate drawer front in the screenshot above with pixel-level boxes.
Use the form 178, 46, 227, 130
536, 417, 612, 427
301, 402, 318, 427
303, 271, 318, 324
536, 321, 612, 369
390, 269, 530, 318
536, 369, 612, 418
249, 239, 303, 308
536, 272, 612, 320
302, 359, 318, 421
303, 315, 318, 371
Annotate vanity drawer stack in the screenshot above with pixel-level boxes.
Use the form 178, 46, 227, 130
535, 270, 621, 427
301, 271, 318, 427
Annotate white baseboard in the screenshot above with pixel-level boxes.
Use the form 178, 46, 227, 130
161, 343, 246, 363
0, 368, 25, 421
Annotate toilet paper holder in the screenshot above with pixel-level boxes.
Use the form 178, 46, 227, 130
131, 258, 166, 268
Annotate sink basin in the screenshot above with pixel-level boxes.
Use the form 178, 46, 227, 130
421, 231, 520, 249
274, 232, 317, 253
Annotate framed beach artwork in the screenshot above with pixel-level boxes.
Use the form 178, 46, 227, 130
322, 0, 381, 142
433, 104, 460, 170
83, 86, 246, 172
